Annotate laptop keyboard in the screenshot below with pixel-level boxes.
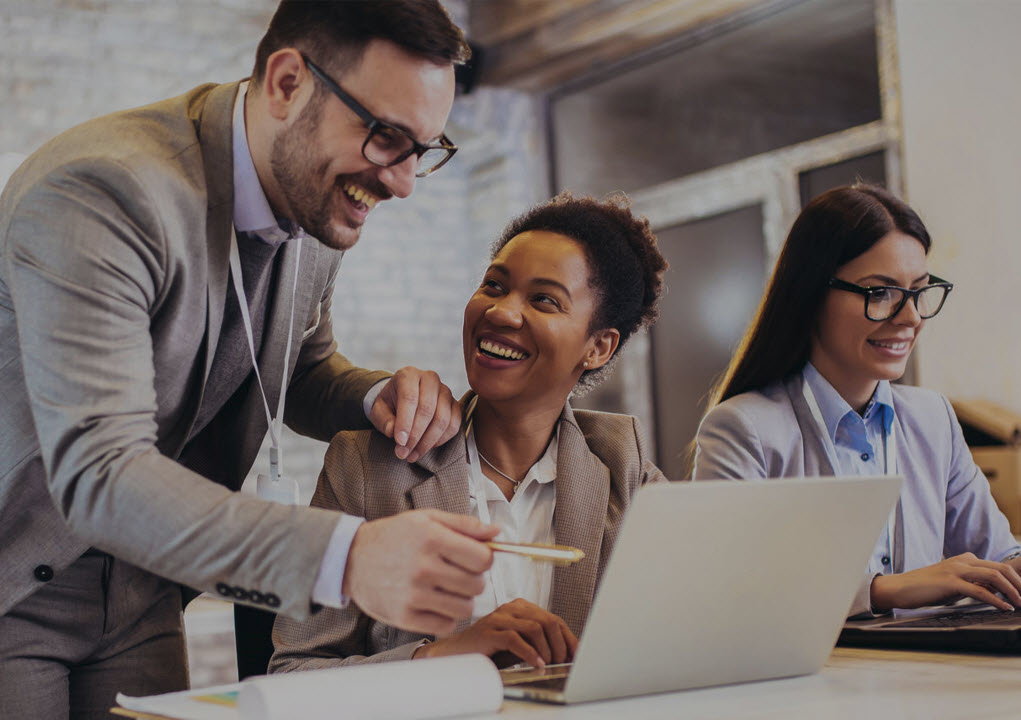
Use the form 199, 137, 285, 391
893, 608, 1021, 628
520, 676, 568, 692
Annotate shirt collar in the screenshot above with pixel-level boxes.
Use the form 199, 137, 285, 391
802, 362, 895, 440
528, 426, 559, 487
869, 377, 895, 433
464, 394, 560, 500
231, 81, 294, 247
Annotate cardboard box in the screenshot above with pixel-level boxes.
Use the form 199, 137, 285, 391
952, 398, 1021, 534
969, 446, 1021, 533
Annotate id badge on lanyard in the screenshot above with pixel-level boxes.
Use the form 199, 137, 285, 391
802, 376, 898, 572
229, 229, 302, 504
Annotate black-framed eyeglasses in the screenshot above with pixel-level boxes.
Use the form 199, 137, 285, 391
302, 55, 457, 178
828, 275, 953, 321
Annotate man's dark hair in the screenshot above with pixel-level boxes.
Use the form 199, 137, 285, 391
252, 0, 470, 85
493, 191, 667, 391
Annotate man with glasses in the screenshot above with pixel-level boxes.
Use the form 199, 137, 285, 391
0, 2, 498, 716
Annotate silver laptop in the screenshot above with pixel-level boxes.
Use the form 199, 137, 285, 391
502, 476, 902, 704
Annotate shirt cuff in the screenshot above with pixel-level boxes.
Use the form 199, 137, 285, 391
847, 572, 885, 618
311, 514, 366, 608
362, 379, 389, 420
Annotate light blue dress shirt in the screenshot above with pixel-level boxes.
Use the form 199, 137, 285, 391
694, 364, 1021, 616
802, 363, 898, 576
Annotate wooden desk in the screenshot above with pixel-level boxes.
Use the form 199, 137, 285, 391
488, 647, 1021, 719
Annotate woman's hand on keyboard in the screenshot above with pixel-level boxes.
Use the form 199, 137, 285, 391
414, 598, 578, 668
870, 553, 1021, 612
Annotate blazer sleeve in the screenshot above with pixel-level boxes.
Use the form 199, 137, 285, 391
283, 256, 391, 442
940, 395, 1021, 561
270, 433, 424, 672
3, 160, 339, 620
692, 401, 769, 480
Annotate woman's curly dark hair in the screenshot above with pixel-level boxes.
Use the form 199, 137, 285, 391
492, 191, 667, 392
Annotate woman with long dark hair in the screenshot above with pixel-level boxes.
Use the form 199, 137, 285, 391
694, 183, 1021, 616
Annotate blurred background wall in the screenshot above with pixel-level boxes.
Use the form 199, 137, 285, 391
894, 0, 1021, 409
6, 0, 1017, 483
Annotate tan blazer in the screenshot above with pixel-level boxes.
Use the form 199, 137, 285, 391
269, 395, 665, 672
0, 82, 388, 618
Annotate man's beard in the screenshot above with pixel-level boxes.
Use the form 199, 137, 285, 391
269, 98, 386, 251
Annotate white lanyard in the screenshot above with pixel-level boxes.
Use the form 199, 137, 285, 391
802, 376, 898, 571
229, 228, 302, 504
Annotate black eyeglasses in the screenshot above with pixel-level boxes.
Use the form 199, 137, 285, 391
828, 275, 953, 321
302, 55, 457, 178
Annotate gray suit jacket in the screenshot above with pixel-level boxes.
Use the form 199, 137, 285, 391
269, 396, 665, 672
693, 373, 1019, 615
0, 82, 389, 618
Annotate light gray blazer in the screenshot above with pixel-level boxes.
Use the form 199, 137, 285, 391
0, 82, 389, 618
693, 373, 1020, 615
269, 396, 665, 672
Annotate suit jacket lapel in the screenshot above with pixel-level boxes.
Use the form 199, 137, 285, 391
196, 82, 238, 386
409, 400, 474, 633
408, 393, 476, 516
887, 393, 908, 574
785, 373, 838, 476
170, 82, 237, 459
408, 444, 473, 517
550, 404, 610, 637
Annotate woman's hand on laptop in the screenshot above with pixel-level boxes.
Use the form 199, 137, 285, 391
414, 598, 578, 668
870, 552, 1021, 612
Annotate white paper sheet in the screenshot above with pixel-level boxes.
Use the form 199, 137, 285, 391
117, 654, 502, 720
117, 683, 240, 720
239, 654, 503, 720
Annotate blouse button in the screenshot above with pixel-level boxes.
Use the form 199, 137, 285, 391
861, 452, 870, 461
881, 556, 891, 566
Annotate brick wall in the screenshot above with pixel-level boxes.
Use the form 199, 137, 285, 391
0, 1, 545, 497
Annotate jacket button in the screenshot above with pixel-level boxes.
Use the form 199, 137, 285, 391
231, 587, 250, 601
249, 590, 265, 604
265, 593, 281, 608
34, 565, 54, 582
216, 582, 231, 597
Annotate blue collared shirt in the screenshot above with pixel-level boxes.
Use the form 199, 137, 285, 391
802, 363, 899, 579
802, 362, 895, 476
694, 364, 1021, 615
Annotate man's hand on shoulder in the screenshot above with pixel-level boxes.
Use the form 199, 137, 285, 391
342, 509, 498, 635
368, 366, 461, 462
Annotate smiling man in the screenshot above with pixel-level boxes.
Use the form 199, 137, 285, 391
0, 2, 497, 717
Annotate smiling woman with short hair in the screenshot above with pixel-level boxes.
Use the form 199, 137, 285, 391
269, 191, 668, 672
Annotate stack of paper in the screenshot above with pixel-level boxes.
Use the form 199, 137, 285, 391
114, 654, 503, 720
